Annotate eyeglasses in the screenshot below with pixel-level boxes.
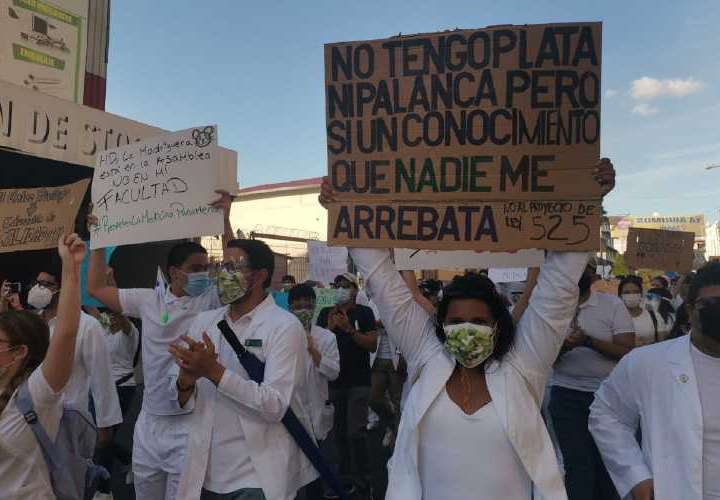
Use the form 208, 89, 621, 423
215, 260, 252, 274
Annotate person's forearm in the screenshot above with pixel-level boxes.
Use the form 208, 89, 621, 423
88, 248, 107, 294
351, 330, 378, 352
511, 267, 540, 324
588, 337, 632, 360
177, 374, 197, 407
42, 262, 81, 391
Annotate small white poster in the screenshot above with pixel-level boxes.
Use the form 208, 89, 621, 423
488, 267, 528, 284
393, 249, 545, 271
90, 126, 224, 249
308, 240, 348, 286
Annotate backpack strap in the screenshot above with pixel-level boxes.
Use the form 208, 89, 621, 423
15, 382, 62, 473
216, 320, 348, 500
648, 309, 659, 343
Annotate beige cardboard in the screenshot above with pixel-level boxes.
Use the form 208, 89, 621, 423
625, 228, 695, 272
0, 178, 90, 253
325, 22, 603, 250
328, 199, 601, 251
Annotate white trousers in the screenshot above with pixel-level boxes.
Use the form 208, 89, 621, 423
132, 410, 190, 500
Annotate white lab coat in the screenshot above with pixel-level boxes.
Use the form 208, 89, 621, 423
175, 297, 318, 500
305, 324, 340, 441
351, 248, 588, 500
589, 335, 705, 500
48, 311, 122, 428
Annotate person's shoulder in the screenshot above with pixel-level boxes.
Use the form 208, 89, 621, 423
594, 291, 624, 308
355, 304, 375, 316
191, 306, 228, 330
623, 336, 683, 370
312, 324, 335, 341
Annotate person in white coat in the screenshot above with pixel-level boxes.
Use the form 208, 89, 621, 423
88, 191, 234, 500
169, 239, 317, 500
589, 261, 720, 500
288, 283, 341, 500
29, 268, 123, 444
0, 234, 85, 500
317, 159, 617, 500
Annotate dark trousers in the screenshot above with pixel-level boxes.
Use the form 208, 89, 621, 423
327, 387, 370, 479
369, 358, 403, 432
95, 385, 138, 494
549, 386, 620, 500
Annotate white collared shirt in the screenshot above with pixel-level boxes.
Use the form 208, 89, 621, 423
101, 322, 140, 386
178, 295, 315, 497
47, 311, 122, 428
552, 292, 635, 392
119, 287, 220, 416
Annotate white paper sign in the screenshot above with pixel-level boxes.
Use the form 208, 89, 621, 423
393, 249, 545, 271
489, 267, 528, 283
90, 126, 224, 249
308, 240, 348, 286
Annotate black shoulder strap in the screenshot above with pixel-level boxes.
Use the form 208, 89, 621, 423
648, 309, 659, 343
215, 319, 348, 500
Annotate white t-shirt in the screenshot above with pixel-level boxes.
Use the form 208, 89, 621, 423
0, 369, 62, 499
119, 287, 220, 416
691, 345, 720, 499
418, 389, 531, 500
47, 311, 122, 428
101, 322, 140, 386
552, 292, 635, 392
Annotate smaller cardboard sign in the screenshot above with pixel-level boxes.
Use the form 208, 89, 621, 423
489, 267, 528, 283
625, 228, 695, 273
90, 126, 225, 249
0, 179, 89, 253
394, 248, 544, 271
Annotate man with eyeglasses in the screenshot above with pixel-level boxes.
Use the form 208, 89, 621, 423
168, 239, 317, 500
29, 267, 122, 451
590, 261, 720, 500
316, 273, 377, 497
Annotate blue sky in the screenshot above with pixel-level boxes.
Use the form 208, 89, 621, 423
105, 0, 720, 220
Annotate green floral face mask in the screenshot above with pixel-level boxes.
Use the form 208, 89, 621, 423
217, 269, 250, 305
443, 322, 496, 368
291, 307, 314, 330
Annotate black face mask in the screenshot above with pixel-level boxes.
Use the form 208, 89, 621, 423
578, 274, 593, 295
698, 301, 720, 341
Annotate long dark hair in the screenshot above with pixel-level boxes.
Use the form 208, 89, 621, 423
0, 311, 50, 413
648, 287, 676, 324
435, 272, 515, 366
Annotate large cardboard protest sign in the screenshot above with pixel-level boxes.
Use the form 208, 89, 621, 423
90, 126, 224, 249
325, 22, 602, 251
625, 228, 695, 273
394, 248, 544, 271
0, 178, 89, 253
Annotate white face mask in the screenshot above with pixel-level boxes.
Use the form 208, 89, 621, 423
335, 288, 353, 305
622, 293, 642, 309
27, 284, 55, 310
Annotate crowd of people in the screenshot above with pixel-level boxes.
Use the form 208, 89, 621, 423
1, 159, 719, 500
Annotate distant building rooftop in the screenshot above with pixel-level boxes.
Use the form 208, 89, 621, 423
237, 177, 323, 197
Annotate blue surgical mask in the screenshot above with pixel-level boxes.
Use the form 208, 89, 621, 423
183, 272, 212, 297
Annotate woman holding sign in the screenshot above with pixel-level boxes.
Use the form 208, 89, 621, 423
319, 159, 616, 500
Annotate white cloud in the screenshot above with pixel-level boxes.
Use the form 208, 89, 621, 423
632, 103, 660, 116
630, 77, 704, 100
604, 89, 618, 98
